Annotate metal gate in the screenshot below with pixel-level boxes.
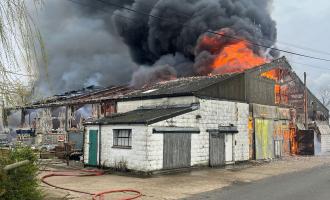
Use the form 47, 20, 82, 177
163, 133, 191, 169
88, 130, 98, 166
209, 132, 225, 167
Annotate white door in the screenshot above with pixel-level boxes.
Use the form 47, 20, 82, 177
225, 133, 233, 162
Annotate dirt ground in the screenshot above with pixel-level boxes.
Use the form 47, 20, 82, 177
40, 155, 330, 200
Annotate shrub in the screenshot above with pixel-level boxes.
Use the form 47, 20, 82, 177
0, 147, 42, 200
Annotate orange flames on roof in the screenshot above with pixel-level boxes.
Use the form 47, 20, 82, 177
212, 40, 267, 74
198, 30, 268, 74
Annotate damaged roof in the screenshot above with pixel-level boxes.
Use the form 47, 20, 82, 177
86, 104, 199, 125
123, 73, 239, 99
15, 85, 132, 109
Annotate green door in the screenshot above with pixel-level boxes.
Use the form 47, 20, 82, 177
88, 130, 98, 166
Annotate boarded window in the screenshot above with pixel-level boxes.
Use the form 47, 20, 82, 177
113, 129, 132, 148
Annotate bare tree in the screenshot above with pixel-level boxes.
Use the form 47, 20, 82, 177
319, 86, 330, 109
0, 0, 45, 106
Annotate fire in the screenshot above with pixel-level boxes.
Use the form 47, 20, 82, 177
261, 68, 279, 81
195, 29, 268, 75
211, 40, 267, 74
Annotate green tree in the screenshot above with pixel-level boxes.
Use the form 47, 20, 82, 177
0, 147, 42, 200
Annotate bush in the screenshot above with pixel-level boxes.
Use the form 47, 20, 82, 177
0, 147, 42, 200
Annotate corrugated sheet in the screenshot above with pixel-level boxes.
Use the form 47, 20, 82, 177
277, 108, 291, 120
124, 73, 239, 99
252, 104, 278, 119
315, 121, 330, 135
255, 119, 275, 159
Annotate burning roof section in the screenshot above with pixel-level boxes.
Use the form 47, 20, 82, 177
124, 57, 288, 100
124, 73, 240, 99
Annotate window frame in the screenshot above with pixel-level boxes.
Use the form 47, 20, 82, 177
112, 129, 132, 149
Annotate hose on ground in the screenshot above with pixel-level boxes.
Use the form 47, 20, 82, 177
41, 169, 142, 200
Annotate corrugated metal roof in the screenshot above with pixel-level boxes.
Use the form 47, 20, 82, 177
123, 73, 239, 99
86, 104, 199, 125
315, 121, 330, 135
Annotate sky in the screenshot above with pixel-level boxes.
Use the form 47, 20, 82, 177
28, 0, 330, 98
273, 0, 330, 95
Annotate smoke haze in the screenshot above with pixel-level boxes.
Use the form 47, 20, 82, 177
34, 0, 277, 93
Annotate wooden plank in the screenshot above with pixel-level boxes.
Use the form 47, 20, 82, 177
209, 133, 225, 167
163, 133, 191, 169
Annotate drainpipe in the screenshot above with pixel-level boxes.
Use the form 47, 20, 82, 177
98, 124, 102, 168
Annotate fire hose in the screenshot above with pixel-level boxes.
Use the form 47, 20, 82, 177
41, 169, 142, 200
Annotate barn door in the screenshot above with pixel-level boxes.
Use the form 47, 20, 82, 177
209, 132, 225, 167
88, 130, 98, 166
255, 119, 275, 159
163, 133, 191, 169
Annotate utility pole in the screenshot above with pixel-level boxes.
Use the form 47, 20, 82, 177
304, 72, 308, 129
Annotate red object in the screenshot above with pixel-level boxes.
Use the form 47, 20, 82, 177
41, 169, 142, 200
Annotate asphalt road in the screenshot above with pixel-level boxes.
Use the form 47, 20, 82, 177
184, 163, 330, 200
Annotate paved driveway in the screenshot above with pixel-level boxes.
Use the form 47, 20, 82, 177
185, 163, 330, 200
41, 156, 330, 200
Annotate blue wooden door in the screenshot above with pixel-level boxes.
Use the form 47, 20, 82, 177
88, 130, 98, 166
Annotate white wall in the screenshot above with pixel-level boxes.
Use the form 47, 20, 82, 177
84, 98, 250, 172
117, 96, 199, 113
84, 124, 149, 171
148, 98, 250, 170
321, 134, 330, 154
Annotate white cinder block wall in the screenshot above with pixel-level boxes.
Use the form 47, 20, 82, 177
85, 97, 249, 172
321, 134, 330, 153
100, 125, 148, 171
145, 98, 249, 171
84, 125, 149, 171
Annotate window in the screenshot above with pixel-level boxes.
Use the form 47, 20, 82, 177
113, 129, 132, 148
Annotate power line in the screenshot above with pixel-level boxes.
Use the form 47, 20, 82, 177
67, 0, 330, 58
67, 0, 141, 24
92, 0, 330, 62
287, 59, 330, 71
133, 1, 330, 57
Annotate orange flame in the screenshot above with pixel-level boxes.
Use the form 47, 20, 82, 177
212, 40, 267, 74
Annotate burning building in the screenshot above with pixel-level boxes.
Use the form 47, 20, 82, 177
1, 0, 329, 171
1, 55, 329, 171
83, 57, 329, 172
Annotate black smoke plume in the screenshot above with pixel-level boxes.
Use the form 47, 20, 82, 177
33, 0, 277, 92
